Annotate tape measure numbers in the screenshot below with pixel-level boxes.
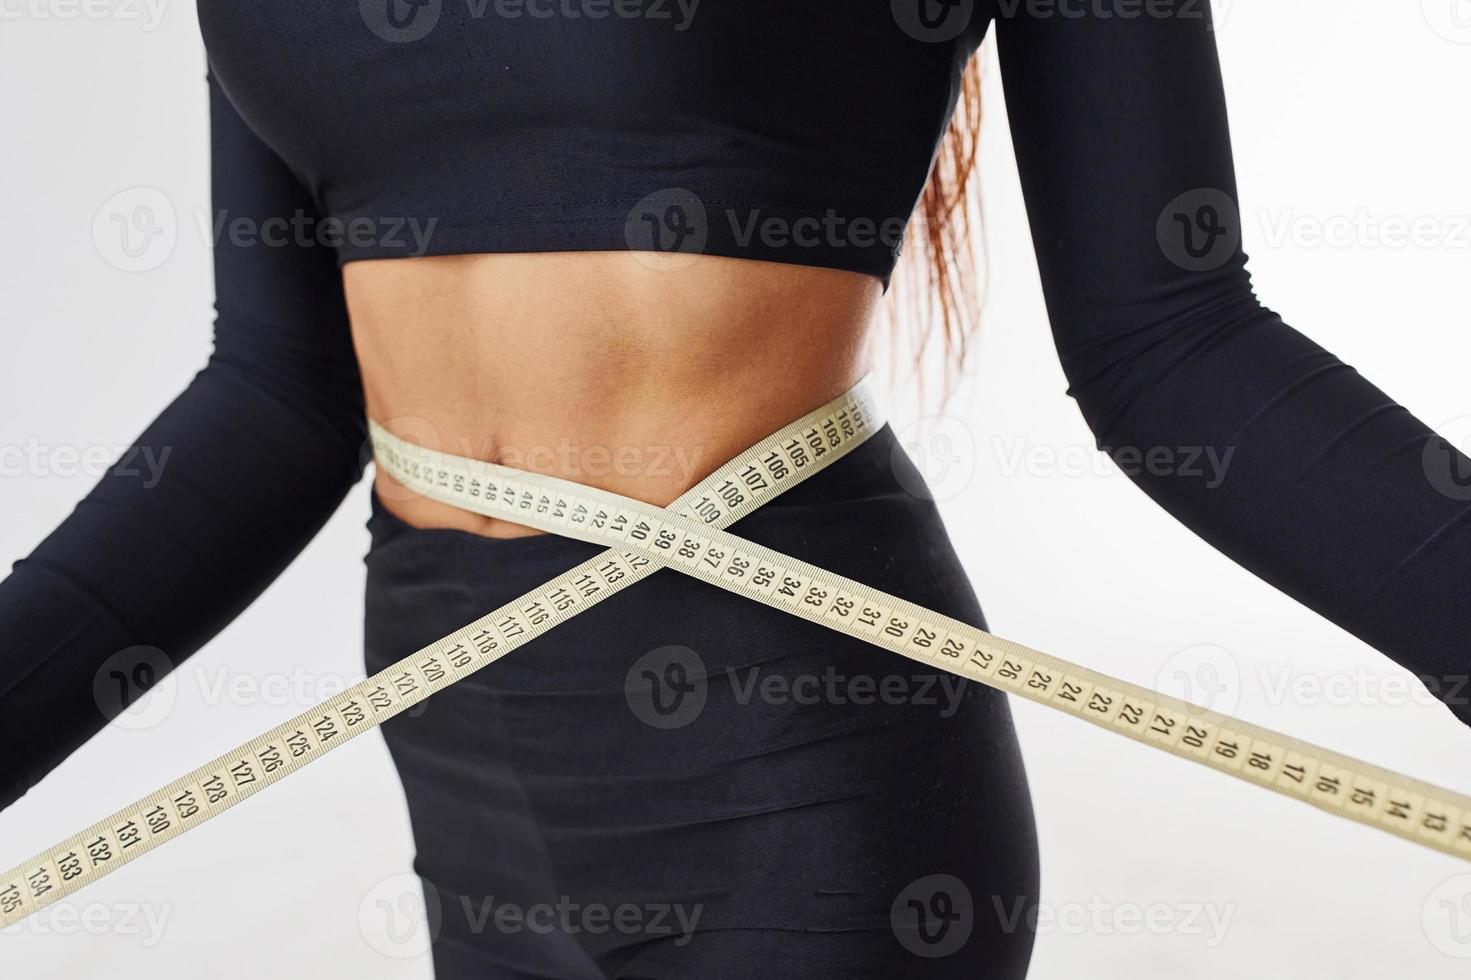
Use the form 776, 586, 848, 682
3, 379, 1469, 929
0, 384, 882, 925
372, 401, 1471, 864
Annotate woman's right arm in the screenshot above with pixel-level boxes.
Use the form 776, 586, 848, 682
0, 75, 368, 810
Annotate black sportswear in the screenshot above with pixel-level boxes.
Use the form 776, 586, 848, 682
4, 5, 1471, 974
364, 428, 1038, 976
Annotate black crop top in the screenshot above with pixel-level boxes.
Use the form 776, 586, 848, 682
197, 0, 985, 278
2, 4, 1469, 810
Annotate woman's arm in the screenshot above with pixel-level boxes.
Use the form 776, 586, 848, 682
0, 76, 368, 808
995, 10, 1471, 726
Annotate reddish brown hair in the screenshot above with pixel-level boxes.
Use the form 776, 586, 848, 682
883, 54, 985, 401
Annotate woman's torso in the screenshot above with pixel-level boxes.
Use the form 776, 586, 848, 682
195, 1, 993, 534
195, 8, 1039, 970
347, 253, 879, 535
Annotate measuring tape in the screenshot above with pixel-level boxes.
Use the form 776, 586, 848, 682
0, 383, 880, 925
4, 381, 1470, 928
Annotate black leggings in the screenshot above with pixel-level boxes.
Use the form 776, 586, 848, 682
364, 425, 1039, 978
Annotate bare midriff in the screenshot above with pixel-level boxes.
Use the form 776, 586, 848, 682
345, 251, 881, 538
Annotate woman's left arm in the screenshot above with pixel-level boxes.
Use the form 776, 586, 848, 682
995, 8, 1471, 726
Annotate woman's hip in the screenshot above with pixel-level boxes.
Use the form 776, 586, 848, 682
361, 423, 1039, 958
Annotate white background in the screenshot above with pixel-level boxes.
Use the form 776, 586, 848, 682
3, 1, 1471, 976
